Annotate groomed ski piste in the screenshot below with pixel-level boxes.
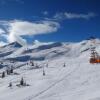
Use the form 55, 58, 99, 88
0, 39, 100, 100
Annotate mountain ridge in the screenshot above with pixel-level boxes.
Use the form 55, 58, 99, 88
0, 39, 100, 100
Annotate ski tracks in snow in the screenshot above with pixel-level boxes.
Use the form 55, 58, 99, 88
23, 62, 80, 100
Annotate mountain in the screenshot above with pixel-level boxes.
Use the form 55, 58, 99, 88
0, 39, 100, 100
3, 41, 22, 48
0, 42, 22, 59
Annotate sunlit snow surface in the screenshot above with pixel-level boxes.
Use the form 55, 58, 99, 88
0, 39, 100, 100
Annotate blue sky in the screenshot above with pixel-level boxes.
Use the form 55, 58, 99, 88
0, 0, 100, 46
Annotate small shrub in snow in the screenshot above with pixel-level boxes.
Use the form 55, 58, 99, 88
16, 77, 30, 87
8, 82, 12, 88
63, 63, 66, 67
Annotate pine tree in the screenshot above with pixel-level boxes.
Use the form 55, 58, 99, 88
2, 71, 5, 78
10, 66, 13, 73
20, 77, 24, 86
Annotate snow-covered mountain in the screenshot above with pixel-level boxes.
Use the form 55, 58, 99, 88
0, 39, 100, 100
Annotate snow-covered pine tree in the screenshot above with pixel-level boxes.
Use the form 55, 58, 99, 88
2, 71, 5, 78
20, 77, 24, 86
10, 66, 13, 73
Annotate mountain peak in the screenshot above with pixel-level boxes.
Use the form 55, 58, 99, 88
8, 41, 22, 48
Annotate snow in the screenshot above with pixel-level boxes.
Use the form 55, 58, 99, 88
0, 39, 100, 100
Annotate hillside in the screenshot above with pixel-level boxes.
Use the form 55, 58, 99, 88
0, 39, 100, 100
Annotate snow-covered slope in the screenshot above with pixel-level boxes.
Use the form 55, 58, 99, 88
0, 39, 100, 100
0, 42, 22, 59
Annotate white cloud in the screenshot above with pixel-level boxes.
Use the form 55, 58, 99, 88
0, 28, 5, 34
9, 33, 27, 46
0, 29, 8, 47
1, 20, 60, 46
54, 12, 96, 20
0, 41, 7, 47
0, 12, 96, 46
0, 22, 8, 44
8, 20, 59, 36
